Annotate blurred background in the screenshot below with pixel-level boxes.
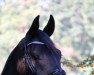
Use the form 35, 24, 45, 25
0, 0, 94, 75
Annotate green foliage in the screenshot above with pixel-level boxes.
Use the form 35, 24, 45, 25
77, 55, 94, 75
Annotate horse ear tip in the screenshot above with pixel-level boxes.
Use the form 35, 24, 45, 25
34, 15, 40, 20
50, 15, 53, 17
36, 15, 40, 18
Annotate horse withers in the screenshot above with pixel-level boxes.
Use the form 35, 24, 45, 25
1, 15, 66, 75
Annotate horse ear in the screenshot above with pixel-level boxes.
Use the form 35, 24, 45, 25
26, 15, 40, 36
43, 15, 55, 36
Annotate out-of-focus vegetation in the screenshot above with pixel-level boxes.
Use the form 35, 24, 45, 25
0, 0, 94, 75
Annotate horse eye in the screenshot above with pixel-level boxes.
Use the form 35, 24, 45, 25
32, 54, 40, 60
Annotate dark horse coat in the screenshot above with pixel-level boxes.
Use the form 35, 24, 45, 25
1, 15, 66, 75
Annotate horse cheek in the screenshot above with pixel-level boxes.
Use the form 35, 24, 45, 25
16, 58, 26, 74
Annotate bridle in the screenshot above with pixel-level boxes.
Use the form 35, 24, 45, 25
24, 41, 44, 74
24, 40, 66, 75
24, 42, 39, 74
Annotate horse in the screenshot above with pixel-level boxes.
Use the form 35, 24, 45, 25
1, 15, 66, 75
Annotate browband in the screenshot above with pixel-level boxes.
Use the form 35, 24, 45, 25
27, 41, 44, 46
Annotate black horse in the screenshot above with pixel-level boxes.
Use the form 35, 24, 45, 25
1, 15, 66, 75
